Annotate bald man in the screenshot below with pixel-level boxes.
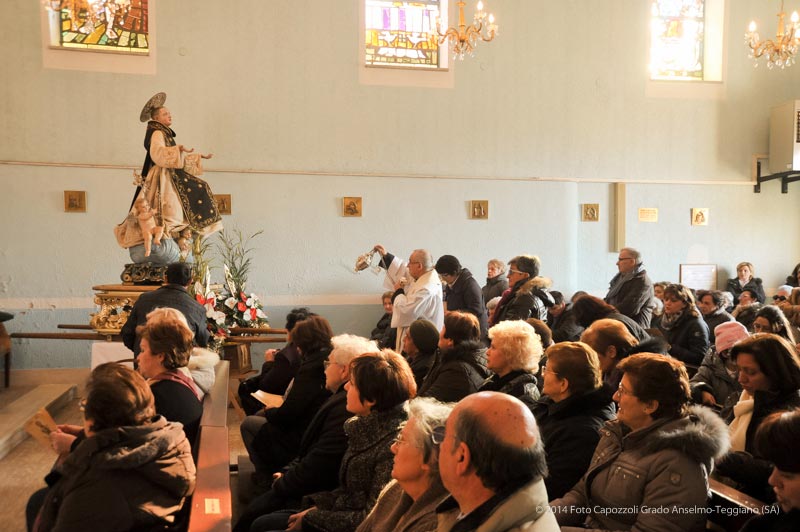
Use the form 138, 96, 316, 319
374, 244, 444, 351
436, 391, 559, 532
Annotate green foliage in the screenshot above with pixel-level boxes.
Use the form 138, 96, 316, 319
214, 228, 264, 294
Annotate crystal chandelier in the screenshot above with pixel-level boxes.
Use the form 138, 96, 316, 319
436, 1, 498, 60
745, 0, 800, 68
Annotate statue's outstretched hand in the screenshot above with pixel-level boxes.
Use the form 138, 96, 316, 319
201, 153, 214, 160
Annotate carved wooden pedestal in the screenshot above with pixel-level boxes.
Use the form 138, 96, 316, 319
90, 284, 159, 334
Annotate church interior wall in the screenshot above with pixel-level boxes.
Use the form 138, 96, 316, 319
1, 1, 798, 368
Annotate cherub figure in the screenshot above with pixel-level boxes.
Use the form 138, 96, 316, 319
133, 197, 164, 257
177, 228, 193, 260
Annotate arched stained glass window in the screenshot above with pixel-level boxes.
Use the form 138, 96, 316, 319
650, 0, 706, 80
365, 0, 446, 69
45, 0, 150, 54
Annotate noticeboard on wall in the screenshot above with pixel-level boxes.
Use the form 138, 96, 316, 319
679, 264, 717, 290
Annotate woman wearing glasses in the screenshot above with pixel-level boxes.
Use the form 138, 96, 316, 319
489, 255, 554, 325
551, 353, 729, 531
355, 397, 452, 532
251, 350, 416, 532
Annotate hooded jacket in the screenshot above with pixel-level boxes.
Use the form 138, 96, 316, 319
493, 277, 554, 325
418, 341, 490, 403
552, 406, 730, 532
36, 417, 195, 532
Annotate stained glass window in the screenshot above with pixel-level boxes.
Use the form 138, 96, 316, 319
46, 0, 149, 54
650, 0, 705, 80
365, 0, 445, 69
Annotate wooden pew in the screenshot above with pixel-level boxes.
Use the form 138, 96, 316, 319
187, 426, 232, 532
187, 360, 232, 532
707, 478, 766, 531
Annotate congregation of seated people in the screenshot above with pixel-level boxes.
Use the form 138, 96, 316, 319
25, 252, 800, 532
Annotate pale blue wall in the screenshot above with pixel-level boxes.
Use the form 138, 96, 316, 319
2, 1, 799, 368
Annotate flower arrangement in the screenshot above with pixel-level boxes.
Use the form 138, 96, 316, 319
191, 228, 268, 351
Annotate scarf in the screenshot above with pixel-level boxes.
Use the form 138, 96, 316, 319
606, 263, 645, 301
148, 370, 202, 401
728, 390, 755, 452
490, 287, 515, 326
660, 308, 685, 330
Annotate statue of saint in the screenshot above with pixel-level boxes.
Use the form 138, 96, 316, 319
115, 92, 222, 260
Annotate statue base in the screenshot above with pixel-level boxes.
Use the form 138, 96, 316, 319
120, 263, 168, 285
90, 284, 159, 333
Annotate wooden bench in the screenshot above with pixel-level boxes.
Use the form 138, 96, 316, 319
707, 478, 766, 531
187, 360, 232, 532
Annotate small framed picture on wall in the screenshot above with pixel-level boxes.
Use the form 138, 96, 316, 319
64, 190, 86, 213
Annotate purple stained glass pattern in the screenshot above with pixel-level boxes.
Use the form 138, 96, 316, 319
365, 0, 444, 69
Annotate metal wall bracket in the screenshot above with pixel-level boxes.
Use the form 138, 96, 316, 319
754, 160, 800, 193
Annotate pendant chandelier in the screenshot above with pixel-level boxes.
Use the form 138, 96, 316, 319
436, 1, 498, 60
746, 0, 800, 68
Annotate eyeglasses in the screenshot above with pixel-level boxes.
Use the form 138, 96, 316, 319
616, 257, 634, 263
616, 383, 635, 397
508, 269, 525, 276
773, 295, 787, 301
541, 365, 559, 376
394, 426, 446, 447
323, 360, 340, 369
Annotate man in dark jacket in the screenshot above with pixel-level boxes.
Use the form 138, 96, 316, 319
604, 247, 655, 328
121, 262, 209, 357
435, 254, 488, 339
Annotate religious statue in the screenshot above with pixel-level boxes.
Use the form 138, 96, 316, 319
115, 92, 222, 266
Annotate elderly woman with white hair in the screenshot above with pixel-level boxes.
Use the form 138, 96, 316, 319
479, 320, 542, 410
355, 397, 453, 532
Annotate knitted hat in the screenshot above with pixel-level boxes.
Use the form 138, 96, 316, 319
409, 319, 440, 354
715, 321, 749, 353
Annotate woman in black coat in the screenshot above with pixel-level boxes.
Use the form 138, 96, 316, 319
435, 255, 488, 339
418, 311, 489, 403
658, 283, 710, 366
533, 342, 616, 500
726, 261, 766, 305
716, 334, 800, 503
243, 316, 333, 477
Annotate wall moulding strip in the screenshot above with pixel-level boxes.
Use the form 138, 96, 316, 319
0, 159, 755, 187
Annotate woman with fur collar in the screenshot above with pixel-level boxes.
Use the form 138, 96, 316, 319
490, 255, 554, 325
551, 353, 730, 532
418, 312, 489, 403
